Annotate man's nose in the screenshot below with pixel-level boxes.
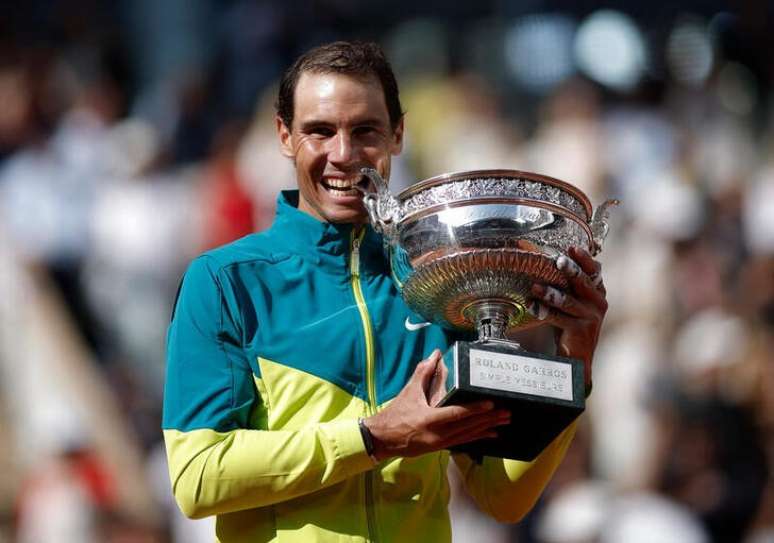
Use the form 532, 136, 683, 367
327, 131, 355, 164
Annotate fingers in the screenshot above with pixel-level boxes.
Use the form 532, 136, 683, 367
531, 284, 598, 319
445, 427, 500, 448
556, 253, 607, 309
412, 349, 442, 395
529, 298, 600, 332
527, 300, 583, 329
442, 408, 510, 438
425, 398, 497, 425
569, 246, 601, 277
527, 247, 607, 322
527, 299, 551, 321
428, 359, 450, 406
572, 247, 606, 290
428, 405, 511, 448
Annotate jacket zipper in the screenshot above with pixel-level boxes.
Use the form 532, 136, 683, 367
350, 227, 379, 543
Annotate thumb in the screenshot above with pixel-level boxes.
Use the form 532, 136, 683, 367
414, 349, 441, 395
428, 358, 449, 406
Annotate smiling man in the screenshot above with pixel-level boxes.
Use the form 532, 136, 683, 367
163, 41, 607, 543
276, 65, 402, 224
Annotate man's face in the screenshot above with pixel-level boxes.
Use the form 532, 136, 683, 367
277, 72, 403, 224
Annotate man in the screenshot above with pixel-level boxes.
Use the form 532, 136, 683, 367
163, 41, 608, 542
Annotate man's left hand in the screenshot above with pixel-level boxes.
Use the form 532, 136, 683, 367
528, 246, 608, 387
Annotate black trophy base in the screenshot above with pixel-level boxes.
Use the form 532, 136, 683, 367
437, 339, 585, 461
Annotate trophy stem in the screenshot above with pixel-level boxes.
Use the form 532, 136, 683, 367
467, 299, 522, 341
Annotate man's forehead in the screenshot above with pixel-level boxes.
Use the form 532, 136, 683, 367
294, 71, 386, 108
295, 72, 384, 99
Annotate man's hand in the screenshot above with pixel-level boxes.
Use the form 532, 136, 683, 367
363, 350, 511, 461
528, 246, 608, 387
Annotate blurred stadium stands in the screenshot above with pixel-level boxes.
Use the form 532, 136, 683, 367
0, 1, 772, 541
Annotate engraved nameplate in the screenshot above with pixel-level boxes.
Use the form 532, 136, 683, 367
469, 348, 574, 401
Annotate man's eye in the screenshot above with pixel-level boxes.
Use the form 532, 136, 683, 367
309, 127, 334, 137
354, 126, 377, 137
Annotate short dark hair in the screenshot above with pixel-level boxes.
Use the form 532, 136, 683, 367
276, 41, 403, 130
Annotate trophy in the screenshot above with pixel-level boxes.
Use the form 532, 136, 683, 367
360, 168, 617, 461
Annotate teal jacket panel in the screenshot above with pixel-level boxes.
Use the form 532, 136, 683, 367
163, 190, 457, 433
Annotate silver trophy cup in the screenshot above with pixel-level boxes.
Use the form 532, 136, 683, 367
360, 167, 617, 461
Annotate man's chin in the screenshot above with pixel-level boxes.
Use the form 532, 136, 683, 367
325, 208, 369, 225
319, 192, 367, 221
298, 190, 371, 224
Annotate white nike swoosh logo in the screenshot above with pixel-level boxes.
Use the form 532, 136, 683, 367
405, 317, 432, 331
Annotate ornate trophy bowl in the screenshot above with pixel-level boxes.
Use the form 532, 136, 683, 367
361, 168, 617, 461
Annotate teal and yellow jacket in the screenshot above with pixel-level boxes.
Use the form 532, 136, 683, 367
163, 191, 576, 543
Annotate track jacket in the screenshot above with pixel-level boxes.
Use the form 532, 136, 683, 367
163, 190, 577, 543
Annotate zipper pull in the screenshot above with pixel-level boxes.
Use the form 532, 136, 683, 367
351, 235, 361, 277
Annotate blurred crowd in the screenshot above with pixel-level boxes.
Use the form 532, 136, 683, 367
0, 1, 773, 542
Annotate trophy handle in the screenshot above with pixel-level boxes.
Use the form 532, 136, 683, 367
358, 167, 402, 241
589, 199, 620, 256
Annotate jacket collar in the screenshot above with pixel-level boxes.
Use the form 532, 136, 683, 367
270, 190, 388, 275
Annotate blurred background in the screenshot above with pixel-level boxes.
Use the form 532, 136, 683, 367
0, 1, 772, 542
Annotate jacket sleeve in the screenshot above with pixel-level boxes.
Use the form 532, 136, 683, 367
162, 256, 374, 519
452, 421, 577, 523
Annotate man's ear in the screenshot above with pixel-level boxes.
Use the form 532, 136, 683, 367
391, 117, 405, 156
276, 115, 295, 159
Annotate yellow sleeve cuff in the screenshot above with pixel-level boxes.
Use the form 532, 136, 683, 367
319, 419, 376, 468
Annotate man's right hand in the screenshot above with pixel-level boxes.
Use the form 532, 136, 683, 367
362, 350, 511, 461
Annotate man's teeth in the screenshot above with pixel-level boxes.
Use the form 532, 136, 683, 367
325, 177, 363, 189
323, 177, 366, 191
326, 178, 357, 188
